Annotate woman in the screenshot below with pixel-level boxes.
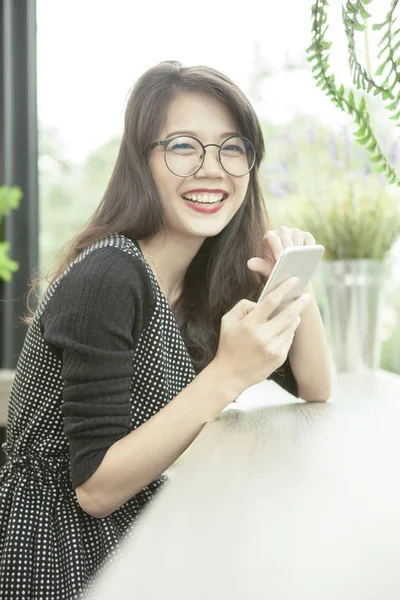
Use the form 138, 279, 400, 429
0, 60, 331, 599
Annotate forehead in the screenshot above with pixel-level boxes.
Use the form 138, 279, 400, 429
160, 91, 239, 139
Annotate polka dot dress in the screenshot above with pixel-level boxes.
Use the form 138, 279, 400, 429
0, 234, 196, 599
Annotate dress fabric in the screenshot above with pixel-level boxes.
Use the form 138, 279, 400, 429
0, 233, 298, 599
0, 234, 197, 599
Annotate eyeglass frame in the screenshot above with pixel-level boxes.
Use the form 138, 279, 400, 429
150, 134, 256, 178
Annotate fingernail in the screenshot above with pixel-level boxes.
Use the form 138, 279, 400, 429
290, 277, 300, 285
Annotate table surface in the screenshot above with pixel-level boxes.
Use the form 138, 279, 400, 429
90, 368, 400, 600
1, 368, 399, 425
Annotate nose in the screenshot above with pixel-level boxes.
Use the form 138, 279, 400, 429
194, 144, 224, 178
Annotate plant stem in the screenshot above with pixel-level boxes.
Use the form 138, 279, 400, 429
364, 17, 372, 78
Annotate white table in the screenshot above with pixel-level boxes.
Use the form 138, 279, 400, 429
90, 368, 400, 600
231, 367, 400, 408
1, 368, 399, 426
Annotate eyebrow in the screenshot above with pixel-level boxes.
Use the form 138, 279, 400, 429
164, 130, 239, 139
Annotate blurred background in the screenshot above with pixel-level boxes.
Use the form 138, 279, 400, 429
1, 0, 399, 374
38, 0, 400, 374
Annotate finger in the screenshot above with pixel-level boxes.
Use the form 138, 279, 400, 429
263, 231, 284, 262
262, 293, 312, 336
247, 276, 300, 325
247, 257, 272, 278
226, 298, 257, 324
262, 316, 300, 364
277, 314, 301, 347
277, 226, 294, 249
291, 228, 306, 246
278, 318, 300, 352
303, 232, 316, 245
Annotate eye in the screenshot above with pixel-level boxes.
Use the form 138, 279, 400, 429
167, 137, 199, 156
222, 144, 245, 155
172, 143, 192, 150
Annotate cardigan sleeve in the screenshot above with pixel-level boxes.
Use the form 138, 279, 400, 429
40, 246, 154, 489
268, 356, 299, 398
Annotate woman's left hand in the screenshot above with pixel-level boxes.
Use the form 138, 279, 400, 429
247, 226, 316, 279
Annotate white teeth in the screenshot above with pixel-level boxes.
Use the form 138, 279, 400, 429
182, 193, 225, 203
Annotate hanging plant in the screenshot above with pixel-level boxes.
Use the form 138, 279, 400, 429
307, 0, 400, 186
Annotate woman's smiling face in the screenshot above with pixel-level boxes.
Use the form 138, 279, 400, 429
148, 91, 251, 243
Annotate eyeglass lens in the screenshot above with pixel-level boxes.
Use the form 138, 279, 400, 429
165, 136, 255, 177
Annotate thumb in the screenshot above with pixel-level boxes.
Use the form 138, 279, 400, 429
247, 257, 273, 277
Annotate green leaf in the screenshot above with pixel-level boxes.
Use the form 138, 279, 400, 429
378, 43, 389, 59
387, 98, 400, 110
372, 22, 386, 31
378, 30, 390, 46
354, 124, 366, 137
345, 2, 357, 14
359, 5, 371, 19
393, 40, 400, 54
375, 62, 388, 77
370, 154, 385, 163
359, 134, 372, 146
353, 19, 365, 32
382, 88, 395, 100
338, 83, 345, 96
359, 96, 367, 111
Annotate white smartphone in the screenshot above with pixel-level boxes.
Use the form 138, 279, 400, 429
257, 244, 325, 318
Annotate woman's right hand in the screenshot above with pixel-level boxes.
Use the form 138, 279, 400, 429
213, 277, 312, 395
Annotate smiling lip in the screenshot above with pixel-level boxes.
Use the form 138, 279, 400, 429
183, 188, 228, 196
184, 202, 225, 214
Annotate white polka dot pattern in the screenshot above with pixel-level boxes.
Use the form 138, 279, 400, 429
0, 234, 196, 599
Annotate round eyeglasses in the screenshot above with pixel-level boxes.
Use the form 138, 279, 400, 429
150, 135, 256, 178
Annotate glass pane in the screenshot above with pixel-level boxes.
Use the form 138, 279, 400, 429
220, 137, 255, 175
166, 137, 203, 176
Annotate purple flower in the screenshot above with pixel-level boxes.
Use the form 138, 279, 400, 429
280, 159, 290, 174
327, 135, 339, 161
268, 182, 287, 197
308, 124, 317, 144
388, 140, 399, 166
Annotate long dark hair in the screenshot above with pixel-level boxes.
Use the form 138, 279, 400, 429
24, 60, 273, 373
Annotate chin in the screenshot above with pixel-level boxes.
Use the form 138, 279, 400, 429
184, 220, 232, 239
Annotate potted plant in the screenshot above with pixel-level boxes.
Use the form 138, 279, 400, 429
299, 1, 400, 372
292, 173, 400, 372
259, 116, 400, 373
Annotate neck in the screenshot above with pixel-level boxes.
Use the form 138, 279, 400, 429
138, 234, 205, 305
